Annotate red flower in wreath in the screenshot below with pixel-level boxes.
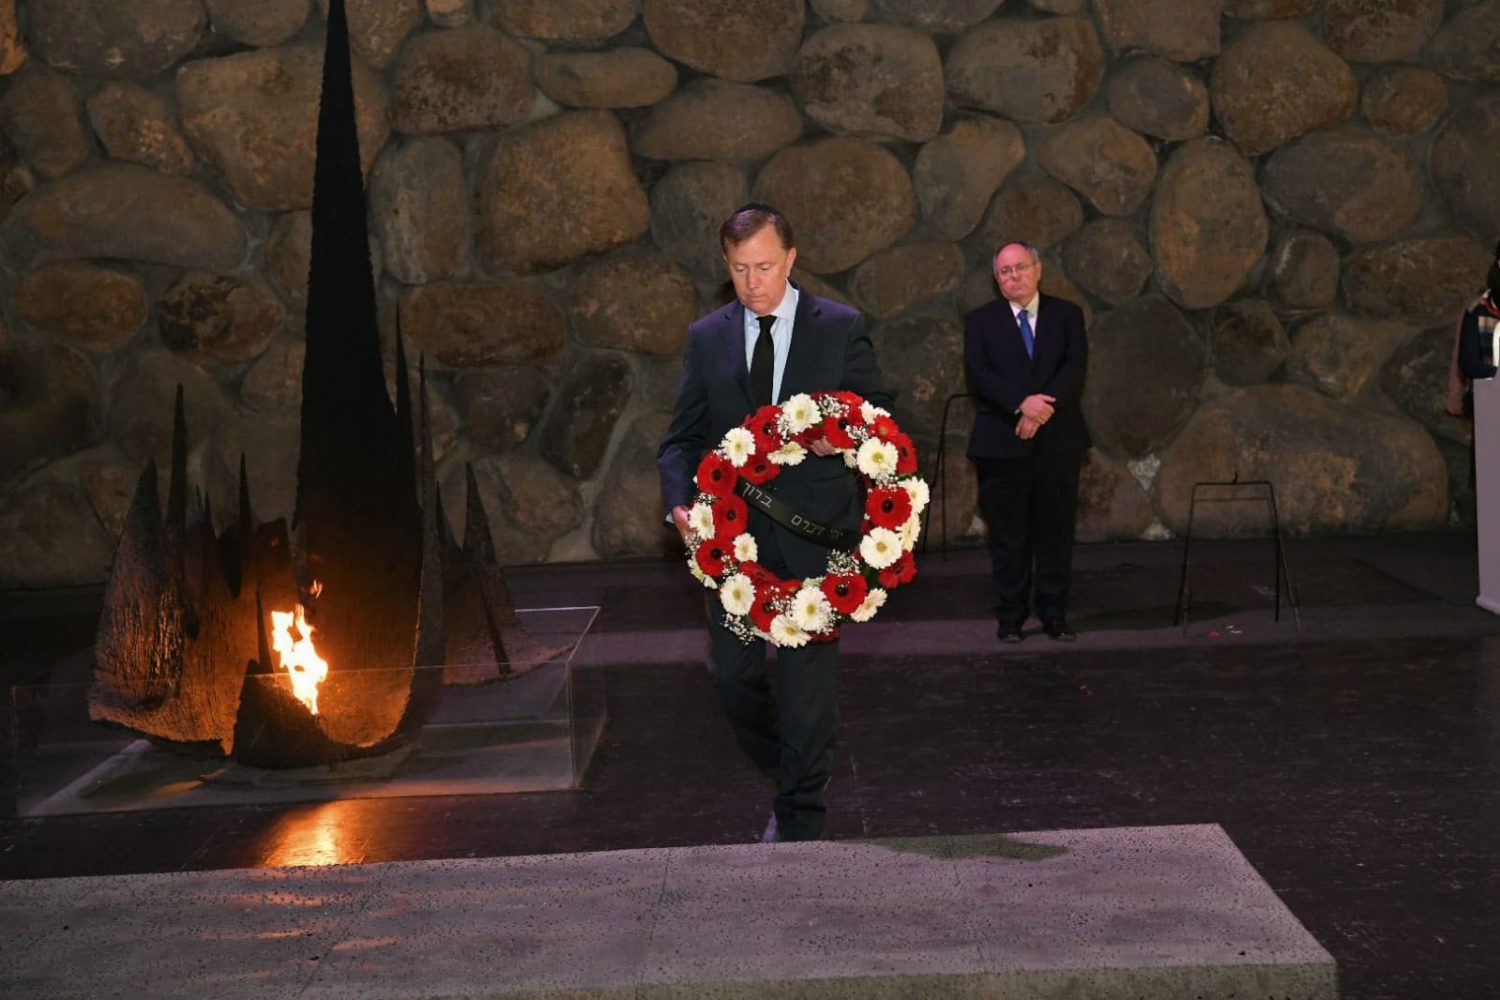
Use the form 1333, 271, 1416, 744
748, 578, 796, 632
871, 414, 900, 441
821, 572, 868, 615
740, 453, 777, 485
878, 551, 917, 589
819, 415, 856, 450
697, 453, 739, 498
892, 432, 918, 474
749, 405, 783, 454
695, 539, 729, 577
712, 493, 749, 537
865, 486, 913, 530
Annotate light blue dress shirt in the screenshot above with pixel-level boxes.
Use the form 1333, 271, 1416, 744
743, 282, 799, 405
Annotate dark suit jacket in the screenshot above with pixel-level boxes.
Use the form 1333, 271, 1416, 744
658, 285, 890, 578
963, 293, 1090, 461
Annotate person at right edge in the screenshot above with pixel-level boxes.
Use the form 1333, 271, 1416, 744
963, 241, 1090, 644
1450, 240, 1500, 412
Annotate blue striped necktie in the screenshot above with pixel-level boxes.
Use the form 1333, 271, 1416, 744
1018, 308, 1034, 359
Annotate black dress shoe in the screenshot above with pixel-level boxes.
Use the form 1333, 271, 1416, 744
1042, 620, 1076, 641
997, 623, 1024, 643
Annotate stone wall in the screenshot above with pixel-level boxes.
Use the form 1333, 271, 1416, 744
0, 0, 1493, 588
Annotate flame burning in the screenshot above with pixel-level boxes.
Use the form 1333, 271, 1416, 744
271, 592, 329, 715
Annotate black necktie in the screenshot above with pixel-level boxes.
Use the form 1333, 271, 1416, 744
751, 314, 776, 406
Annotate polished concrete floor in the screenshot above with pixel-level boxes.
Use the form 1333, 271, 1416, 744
3, 532, 1498, 999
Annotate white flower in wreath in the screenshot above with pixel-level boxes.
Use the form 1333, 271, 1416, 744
900, 514, 921, 551
769, 440, 806, 466
850, 587, 887, 623
859, 526, 903, 569
856, 438, 899, 479
770, 614, 810, 648
689, 560, 716, 589
860, 400, 890, 423
719, 573, 755, 616
790, 586, 833, 632
688, 503, 716, 540
902, 477, 930, 515
844, 450, 858, 468
782, 393, 818, 434
722, 427, 756, 467
732, 532, 758, 563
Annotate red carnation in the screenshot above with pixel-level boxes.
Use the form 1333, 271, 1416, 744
819, 415, 856, 450
821, 572, 868, 615
712, 494, 749, 537
879, 551, 916, 589
695, 540, 728, 578
697, 453, 739, 498
740, 454, 777, 485
865, 487, 913, 530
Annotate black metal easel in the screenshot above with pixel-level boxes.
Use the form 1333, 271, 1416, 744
1173, 476, 1301, 633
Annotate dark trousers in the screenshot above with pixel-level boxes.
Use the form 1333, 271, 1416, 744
706, 525, 837, 842
974, 452, 1082, 627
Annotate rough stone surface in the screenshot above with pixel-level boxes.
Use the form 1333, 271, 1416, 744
29, 0, 204, 79
1211, 300, 1289, 387
493, 0, 640, 44
850, 242, 964, 318
631, 80, 803, 161
1038, 262, 1095, 329
593, 411, 676, 558
1288, 313, 1407, 401
811, 0, 868, 21
207, 411, 300, 524
86, 81, 196, 176
0, 341, 99, 484
643, 0, 804, 83
1037, 116, 1157, 217
0, 67, 88, 179
0, 165, 246, 272
1095, 0, 1221, 60
536, 48, 677, 109
1225, 0, 1315, 16
316, 0, 424, 69
0, 481, 112, 589
449, 454, 584, 565
979, 172, 1084, 252
1428, 1, 1500, 81
1156, 384, 1447, 535
1106, 56, 1210, 141
791, 24, 944, 142
107, 349, 230, 463
240, 337, 304, 416
13, 262, 148, 351
426, 0, 471, 28
913, 117, 1025, 242
752, 137, 915, 274
478, 111, 650, 274
1028, 0, 1090, 11
1150, 138, 1266, 311
1261, 126, 1421, 244
370, 136, 469, 285
0, 0, 25, 74
571, 250, 698, 355
400, 282, 566, 368
1082, 294, 1206, 458
1210, 22, 1357, 156
178, 46, 390, 211
390, 23, 533, 135
1360, 66, 1445, 137
1431, 91, 1500, 245
1321, 0, 1442, 63
946, 16, 1106, 125
649, 161, 748, 282
868, 0, 1003, 33
538, 353, 634, 478
1381, 326, 1474, 447
1344, 234, 1494, 324
1060, 219, 1151, 306
1075, 449, 1154, 543
869, 313, 963, 441
454, 367, 551, 453
791, 269, 852, 308
157, 272, 285, 366
1268, 231, 1339, 311
80, 458, 141, 542
263, 211, 383, 311
205, 0, 310, 47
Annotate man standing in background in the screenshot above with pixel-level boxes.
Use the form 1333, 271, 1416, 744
963, 242, 1090, 644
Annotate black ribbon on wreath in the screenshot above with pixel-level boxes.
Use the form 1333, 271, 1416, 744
734, 479, 861, 551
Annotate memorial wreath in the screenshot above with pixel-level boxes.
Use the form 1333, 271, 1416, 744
685, 391, 929, 648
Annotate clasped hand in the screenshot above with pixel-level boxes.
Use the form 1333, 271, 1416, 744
1016, 393, 1055, 440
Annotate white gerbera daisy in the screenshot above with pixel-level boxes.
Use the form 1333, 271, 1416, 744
844, 450, 858, 468
688, 503, 716, 540
849, 587, 888, 623
860, 400, 890, 423
732, 532, 758, 563
719, 573, 755, 616
769, 614, 810, 648
769, 440, 806, 466
790, 586, 833, 632
901, 477, 930, 515
856, 438, 898, 479
900, 514, 921, 551
722, 427, 756, 467
859, 526, 902, 569
689, 560, 716, 588
782, 393, 818, 434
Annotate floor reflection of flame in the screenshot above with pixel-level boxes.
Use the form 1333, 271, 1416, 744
261, 802, 368, 868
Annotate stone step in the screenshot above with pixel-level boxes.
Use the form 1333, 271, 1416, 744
0, 824, 1334, 999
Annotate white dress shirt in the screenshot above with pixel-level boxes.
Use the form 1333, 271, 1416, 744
743, 281, 799, 405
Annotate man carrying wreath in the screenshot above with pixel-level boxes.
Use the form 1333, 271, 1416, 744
658, 204, 891, 843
